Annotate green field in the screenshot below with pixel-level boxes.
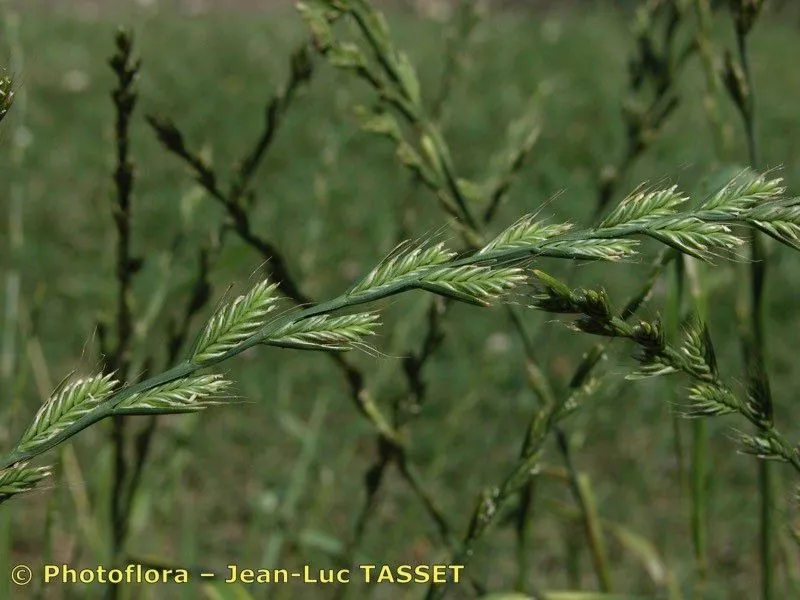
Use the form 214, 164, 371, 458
2, 2, 800, 599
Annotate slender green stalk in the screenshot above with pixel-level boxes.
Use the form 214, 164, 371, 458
682, 243, 711, 600
102, 32, 141, 599
724, 3, 774, 598
664, 249, 709, 600
735, 21, 772, 599
665, 256, 687, 491
686, 252, 709, 600
760, 458, 775, 600
691, 418, 709, 598
514, 474, 537, 591
694, 0, 732, 161
555, 429, 612, 592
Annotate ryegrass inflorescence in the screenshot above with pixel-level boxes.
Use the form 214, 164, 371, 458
0, 168, 798, 502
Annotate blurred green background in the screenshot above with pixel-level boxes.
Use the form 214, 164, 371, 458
2, 1, 800, 599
